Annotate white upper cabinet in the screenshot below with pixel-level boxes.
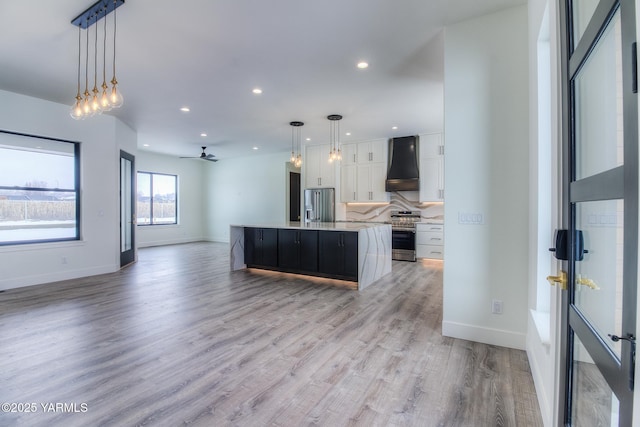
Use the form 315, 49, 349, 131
356, 139, 386, 164
341, 143, 358, 166
419, 133, 444, 202
305, 144, 336, 189
340, 140, 389, 203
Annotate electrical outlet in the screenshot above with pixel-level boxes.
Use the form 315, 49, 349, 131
492, 299, 503, 314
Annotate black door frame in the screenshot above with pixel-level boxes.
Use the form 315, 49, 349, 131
120, 150, 136, 267
558, 0, 638, 424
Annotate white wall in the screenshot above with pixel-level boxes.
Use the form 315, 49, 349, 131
136, 151, 205, 247
204, 151, 290, 242
525, 1, 562, 425
0, 89, 136, 290
443, 5, 529, 349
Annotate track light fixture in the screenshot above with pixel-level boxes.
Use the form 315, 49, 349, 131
70, 0, 125, 120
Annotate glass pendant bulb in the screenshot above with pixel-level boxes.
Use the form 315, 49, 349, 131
100, 83, 112, 111
291, 152, 296, 163
83, 90, 93, 116
109, 80, 123, 108
70, 96, 84, 120
91, 87, 101, 113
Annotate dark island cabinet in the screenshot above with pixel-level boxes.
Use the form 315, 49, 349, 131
278, 229, 318, 272
244, 227, 278, 268
318, 231, 358, 280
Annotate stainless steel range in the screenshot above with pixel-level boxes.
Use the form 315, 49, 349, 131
389, 210, 421, 261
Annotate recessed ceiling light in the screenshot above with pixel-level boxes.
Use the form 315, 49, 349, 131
391, 126, 398, 130
200, 133, 207, 137
306, 138, 311, 141
252, 88, 263, 94
345, 132, 351, 136
180, 107, 190, 112
357, 61, 369, 69
252, 146, 259, 150
143, 144, 150, 147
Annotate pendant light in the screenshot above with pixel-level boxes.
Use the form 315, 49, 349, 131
99, 4, 112, 111
290, 121, 304, 168
82, 20, 93, 117
70, 25, 84, 120
109, 0, 123, 108
69, 0, 125, 120
90, 13, 101, 114
327, 114, 343, 163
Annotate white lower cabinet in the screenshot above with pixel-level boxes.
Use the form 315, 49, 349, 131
416, 223, 444, 259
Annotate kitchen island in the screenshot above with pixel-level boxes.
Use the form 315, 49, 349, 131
230, 222, 391, 290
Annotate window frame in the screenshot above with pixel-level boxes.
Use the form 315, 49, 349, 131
136, 171, 178, 226
0, 129, 81, 246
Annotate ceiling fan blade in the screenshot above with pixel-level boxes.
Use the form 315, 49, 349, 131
180, 146, 218, 161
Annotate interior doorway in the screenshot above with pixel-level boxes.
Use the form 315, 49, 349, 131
120, 150, 136, 267
289, 171, 301, 221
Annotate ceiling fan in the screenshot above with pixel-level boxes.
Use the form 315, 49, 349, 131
180, 146, 218, 162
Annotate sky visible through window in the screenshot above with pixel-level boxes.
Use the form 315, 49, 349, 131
0, 147, 74, 189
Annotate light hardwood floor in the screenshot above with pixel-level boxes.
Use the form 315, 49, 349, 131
0, 242, 542, 426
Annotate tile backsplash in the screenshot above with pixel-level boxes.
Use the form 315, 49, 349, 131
344, 191, 443, 223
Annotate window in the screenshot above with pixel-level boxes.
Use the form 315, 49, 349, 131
137, 172, 177, 225
0, 130, 80, 245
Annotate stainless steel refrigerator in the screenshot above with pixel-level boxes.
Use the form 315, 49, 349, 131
304, 188, 335, 223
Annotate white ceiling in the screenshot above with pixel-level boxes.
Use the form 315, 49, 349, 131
0, 0, 524, 160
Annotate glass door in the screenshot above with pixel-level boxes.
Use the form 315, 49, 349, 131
120, 150, 135, 267
557, 0, 638, 425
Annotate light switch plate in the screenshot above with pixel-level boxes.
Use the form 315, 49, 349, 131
458, 212, 484, 225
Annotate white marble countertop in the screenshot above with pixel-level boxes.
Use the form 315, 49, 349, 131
230, 221, 390, 232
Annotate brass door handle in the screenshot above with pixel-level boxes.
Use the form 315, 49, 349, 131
576, 276, 600, 290
547, 271, 567, 290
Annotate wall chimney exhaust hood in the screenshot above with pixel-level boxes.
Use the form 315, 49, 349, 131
385, 135, 419, 191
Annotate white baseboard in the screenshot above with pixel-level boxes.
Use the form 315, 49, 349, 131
442, 320, 526, 350
0, 264, 118, 292
526, 320, 553, 427
137, 237, 203, 248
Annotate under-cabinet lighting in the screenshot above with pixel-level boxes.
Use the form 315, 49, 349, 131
346, 202, 390, 206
